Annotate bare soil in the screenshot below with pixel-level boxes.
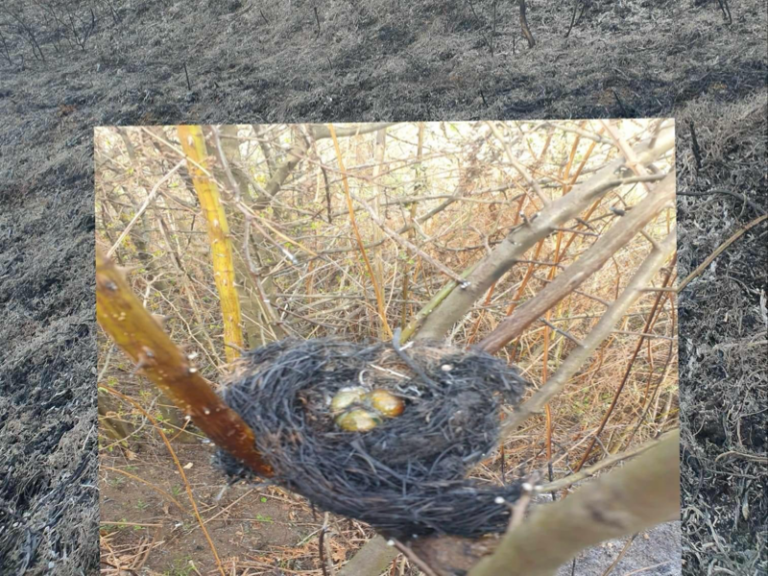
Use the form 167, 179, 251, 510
100, 443, 320, 575
0, 0, 765, 574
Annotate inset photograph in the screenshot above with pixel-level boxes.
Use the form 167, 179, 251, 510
96, 121, 678, 576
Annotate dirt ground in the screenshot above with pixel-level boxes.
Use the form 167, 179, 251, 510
95, 375, 376, 575
99, 442, 324, 575
0, 0, 765, 574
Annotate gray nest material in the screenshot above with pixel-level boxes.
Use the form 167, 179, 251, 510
215, 337, 528, 539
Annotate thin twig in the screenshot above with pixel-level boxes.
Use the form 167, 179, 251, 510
327, 125, 392, 338
575, 256, 676, 471
538, 317, 583, 346
600, 533, 638, 576
352, 192, 469, 287
501, 227, 676, 437
391, 539, 439, 576
714, 451, 768, 464
677, 214, 767, 292
538, 433, 671, 493
107, 161, 184, 258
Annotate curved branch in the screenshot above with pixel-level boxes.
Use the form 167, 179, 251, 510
96, 247, 273, 477
500, 225, 677, 437
478, 171, 675, 354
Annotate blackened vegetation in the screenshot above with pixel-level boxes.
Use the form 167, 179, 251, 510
216, 338, 527, 539
677, 92, 767, 574
517, 0, 535, 48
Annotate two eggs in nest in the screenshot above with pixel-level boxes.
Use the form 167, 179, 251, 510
329, 386, 404, 431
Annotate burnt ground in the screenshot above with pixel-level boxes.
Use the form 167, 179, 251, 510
0, 0, 766, 574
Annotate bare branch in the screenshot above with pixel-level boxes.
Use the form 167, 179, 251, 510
107, 160, 184, 258
178, 125, 244, 362
352, 192, 468, 286
95, 248, 273, 477
478, 171, 675, 354
310, 123, 397, 140
337, 536, 397, 576
677, 213, 767, 292
414, 125, 674, 341
468, 431, 680, 576
500, 226, 677, 436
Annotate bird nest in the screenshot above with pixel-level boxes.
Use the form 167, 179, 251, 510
215, 336, 528, 539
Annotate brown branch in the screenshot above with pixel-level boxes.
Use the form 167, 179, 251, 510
518, 0, 536, 48
600, 120, 654, 194
409, 535, 499, 576
487, 121, 546, 205
478, 172, 675, 354
537, 431, 672, 494
390, 431, 679, 576
414, 126, 674, 341
328, 124, 392, 338
263, 127, 310, 199
574, 254, 676, 470
352, 192, 468, 286
107, 160, 185, 258
96, 247, 273, 477
237, 221, 289, 342
500, 226, 677, 437
253, 124, 396, 202
677, 213, 767, 292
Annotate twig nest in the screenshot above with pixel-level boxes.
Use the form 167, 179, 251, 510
215, 337, 528, 539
